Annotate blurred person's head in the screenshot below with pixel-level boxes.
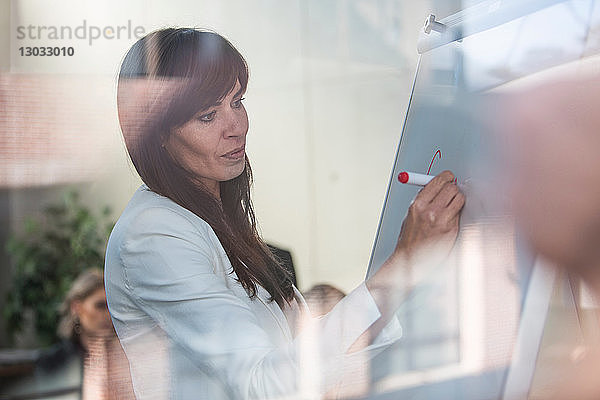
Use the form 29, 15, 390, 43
303, 284, 345, 317
116, 28, 293, 308
58, 268, 112, 343
500, 75, 600, 287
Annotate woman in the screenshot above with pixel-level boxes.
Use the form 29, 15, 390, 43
57, 269, 113, 348
105, 28, 464, 399
55, 269, 135, 400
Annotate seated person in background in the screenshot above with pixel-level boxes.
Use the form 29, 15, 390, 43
41, 268, 134, 400
303, 284, 346, 318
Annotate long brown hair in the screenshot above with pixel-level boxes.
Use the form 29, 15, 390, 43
117, 28, 293, 307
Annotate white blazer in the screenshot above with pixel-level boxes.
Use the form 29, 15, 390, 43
105, 185, 401, 400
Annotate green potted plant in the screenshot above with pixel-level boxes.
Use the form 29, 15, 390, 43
4, 190, 114, 347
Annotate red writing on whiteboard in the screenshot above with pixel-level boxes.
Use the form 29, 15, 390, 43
427, 149, 442, 175
426, 149, 457, 183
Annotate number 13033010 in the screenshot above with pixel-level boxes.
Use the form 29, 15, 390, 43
19, 46, 74, 56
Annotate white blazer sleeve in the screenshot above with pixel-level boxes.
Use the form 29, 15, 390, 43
118, 205, 400, 399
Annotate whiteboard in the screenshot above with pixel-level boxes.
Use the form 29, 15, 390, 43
365, 0, 600, 398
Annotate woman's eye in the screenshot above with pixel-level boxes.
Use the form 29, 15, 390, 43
198, 111, 216, 122
232, 97, 245, 109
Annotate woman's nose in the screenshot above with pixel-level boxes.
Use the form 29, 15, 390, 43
223, 111, 247, 138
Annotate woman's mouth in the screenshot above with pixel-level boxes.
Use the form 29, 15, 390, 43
222, 147, 245, 160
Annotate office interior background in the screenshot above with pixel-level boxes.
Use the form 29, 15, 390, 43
0, 0, 463, 348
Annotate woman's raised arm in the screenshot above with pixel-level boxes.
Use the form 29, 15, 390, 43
362, 170, 465, 346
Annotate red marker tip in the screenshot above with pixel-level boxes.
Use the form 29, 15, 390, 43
398, 172, 409, 184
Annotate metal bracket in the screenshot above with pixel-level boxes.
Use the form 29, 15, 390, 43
423, 14, 447, 34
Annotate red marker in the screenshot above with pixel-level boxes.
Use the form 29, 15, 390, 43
398, 171, 434, 186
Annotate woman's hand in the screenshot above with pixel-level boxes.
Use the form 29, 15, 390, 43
361, 171, 465, 346
393, 170, 465, 262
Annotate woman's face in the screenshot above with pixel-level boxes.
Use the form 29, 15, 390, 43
73, 288, 113, 336
165, 80, 248, 198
